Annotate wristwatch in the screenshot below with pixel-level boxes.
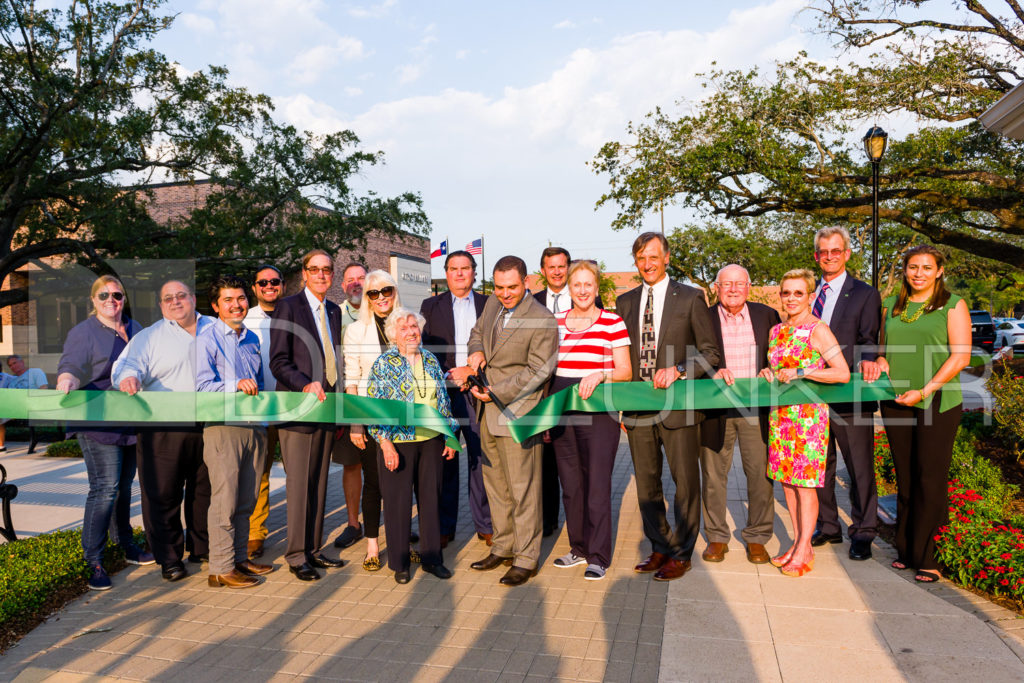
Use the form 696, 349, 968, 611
675, 363, 688, 379
796, 368, 805, 378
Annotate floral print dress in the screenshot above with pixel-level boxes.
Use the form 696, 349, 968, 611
767, 322, 829, 488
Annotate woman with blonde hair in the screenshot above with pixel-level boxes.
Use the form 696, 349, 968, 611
55, 275, 152, 589
759, 268, 849, 577
342, 269, 401, 571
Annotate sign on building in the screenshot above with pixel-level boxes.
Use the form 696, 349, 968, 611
390, 254, 431, 311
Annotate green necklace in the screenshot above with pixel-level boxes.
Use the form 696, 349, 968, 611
900, 296, 931, 323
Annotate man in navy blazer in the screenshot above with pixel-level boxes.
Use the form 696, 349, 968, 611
699, 264, 780, 565
809, 226, 882, 561
420, 250, 493, 547
270, 249, 347, 581
617, 233, 720, 582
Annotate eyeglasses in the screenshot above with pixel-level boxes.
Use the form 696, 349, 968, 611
815, 248, 846, 259
256, 278, 282, 287
716, 281, 749, 290
305, 266, 334, 276
366, 286, 396, 300
160, 292, 190, 304
96, 291, 124, 302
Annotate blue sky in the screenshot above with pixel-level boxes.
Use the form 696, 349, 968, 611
152, 0, 822, 275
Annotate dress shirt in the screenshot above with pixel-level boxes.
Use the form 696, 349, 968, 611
196, 318, 263, 393
544, 287, 568, 315
452, 292, 476, 367
814, 270, 848, 326
717, 304, 757, 378
341, 299, 360, 337
243, 305, 276, 391
304, 286, 335, 351
637, 275, 670, 350
112, 314, 212, 392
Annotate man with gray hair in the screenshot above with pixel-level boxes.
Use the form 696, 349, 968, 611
0, 354, 48, 453
809, 226, 881, 561
699, 265, 780, 565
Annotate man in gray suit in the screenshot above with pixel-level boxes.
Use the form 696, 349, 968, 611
617, 232, 720, 582
467, 255, 558, 587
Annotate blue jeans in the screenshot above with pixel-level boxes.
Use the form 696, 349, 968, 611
78, 435, 137, 564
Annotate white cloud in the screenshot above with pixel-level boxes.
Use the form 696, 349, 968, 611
396, 63, 424, 85
554, 19, 576, 30
348, 0, 397, 19
287, 37, 367, 84
180, 12, 216, 33
344, 87, 364, 97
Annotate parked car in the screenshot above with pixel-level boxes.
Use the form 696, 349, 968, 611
970, 310, 996, 352
995, 320, 1024, 353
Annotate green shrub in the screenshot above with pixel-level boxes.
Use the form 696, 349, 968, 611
44, 439, 82, 458
949, 430, 1018, 517
986, 362, 1024, 460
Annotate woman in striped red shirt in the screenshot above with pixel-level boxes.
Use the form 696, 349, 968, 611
549, 260, 632, 580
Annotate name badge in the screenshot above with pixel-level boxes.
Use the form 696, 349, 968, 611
796, 328, 811, 338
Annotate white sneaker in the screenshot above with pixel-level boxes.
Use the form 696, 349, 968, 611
584, 564, 607, 580
553, 552, 586, 568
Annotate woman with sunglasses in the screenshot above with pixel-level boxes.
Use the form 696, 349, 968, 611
55, 275, 153, 590
343, 270, 402, 571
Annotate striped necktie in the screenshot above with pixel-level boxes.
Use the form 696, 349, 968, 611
812, 282, 829, 319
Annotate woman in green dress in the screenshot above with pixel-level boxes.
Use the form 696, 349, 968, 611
873, 246, 971, 583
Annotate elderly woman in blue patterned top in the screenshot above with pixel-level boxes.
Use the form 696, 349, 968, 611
368, 307, 459, 584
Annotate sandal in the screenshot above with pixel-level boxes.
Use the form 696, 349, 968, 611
362, 555, 381, 572
891, 560, 907, 570
915, 570, 940, 583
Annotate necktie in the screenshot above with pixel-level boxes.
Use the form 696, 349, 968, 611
812, 282, 830, 319
640, 287, 656, 381
319, 303, 338, 386
552, 293, 561, 314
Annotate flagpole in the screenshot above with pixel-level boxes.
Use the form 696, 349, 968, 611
480, 233, 486, 295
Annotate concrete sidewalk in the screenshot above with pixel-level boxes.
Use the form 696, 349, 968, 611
1, 436, 1023, 681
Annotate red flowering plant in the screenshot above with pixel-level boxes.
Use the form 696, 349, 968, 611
935, 480, 1024, 605
873, 430, 896, 496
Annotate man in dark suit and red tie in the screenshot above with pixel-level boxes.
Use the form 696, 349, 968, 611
699, 264, 781, 566
270, 249, 347, 581
616, 232, 720, 581
809, 226, 882, 561
420, 250, 493, 548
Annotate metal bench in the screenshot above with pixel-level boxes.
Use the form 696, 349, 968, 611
0, 463, 17, 542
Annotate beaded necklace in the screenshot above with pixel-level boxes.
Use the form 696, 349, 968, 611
410, 355, 428, 399
900, 296, 932, 324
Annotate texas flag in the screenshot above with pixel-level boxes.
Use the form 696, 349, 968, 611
465, 238, 483, 255
430, 239, 448, 259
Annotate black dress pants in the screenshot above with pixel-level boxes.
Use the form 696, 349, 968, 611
816, 407, 878, 541
881, 394, 961, 571
379, 436, 444, 571
136, 427, 209, 567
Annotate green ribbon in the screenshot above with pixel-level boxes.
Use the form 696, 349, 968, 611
0, 389, 462, 451
507, 374, 899, 443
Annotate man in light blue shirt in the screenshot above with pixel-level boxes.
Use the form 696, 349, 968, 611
196, 274, 273, 589
112, 280, 212, 582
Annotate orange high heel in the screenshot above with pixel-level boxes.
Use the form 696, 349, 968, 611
780, 561, 813, 577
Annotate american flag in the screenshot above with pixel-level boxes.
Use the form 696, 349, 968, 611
465, 238, 483, 255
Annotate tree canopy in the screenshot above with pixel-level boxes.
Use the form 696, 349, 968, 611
591, 0, 1024, 274
0, 0, 428, 308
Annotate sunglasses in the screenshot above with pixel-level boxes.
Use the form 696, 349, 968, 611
256, 278, 282, 287
305, 266, 334, 276
815, 248, 846, 259
161, 292, 190, 304
366, 286, 396, 301
96, 291, 124, 302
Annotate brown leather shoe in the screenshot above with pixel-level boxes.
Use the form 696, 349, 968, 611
208, 569, 261, 589
235, 560, 274, 576
653, 558, 692, 581
702, 542, 729, 562
477, 532, 493, 546
247, 539, 264, 559
746, 543, 771, 564
634, 552, 669, 573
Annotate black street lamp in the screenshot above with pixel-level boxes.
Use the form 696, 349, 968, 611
863, 126, 888, 290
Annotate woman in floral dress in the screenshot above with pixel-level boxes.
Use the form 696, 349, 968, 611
759, 269, 850, 577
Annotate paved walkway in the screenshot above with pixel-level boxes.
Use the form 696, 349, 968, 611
1, 431, 1023, 681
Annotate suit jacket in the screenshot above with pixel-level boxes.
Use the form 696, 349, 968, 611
700, 302, 780, 451
820, 273, 881, 414
466, 294, 558, 438
616, 279, 721, 429
534, 288, 604, 311
420, 290, 488, 373
269, 291, 343, 433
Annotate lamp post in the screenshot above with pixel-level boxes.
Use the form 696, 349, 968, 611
863, 126, 888, 290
